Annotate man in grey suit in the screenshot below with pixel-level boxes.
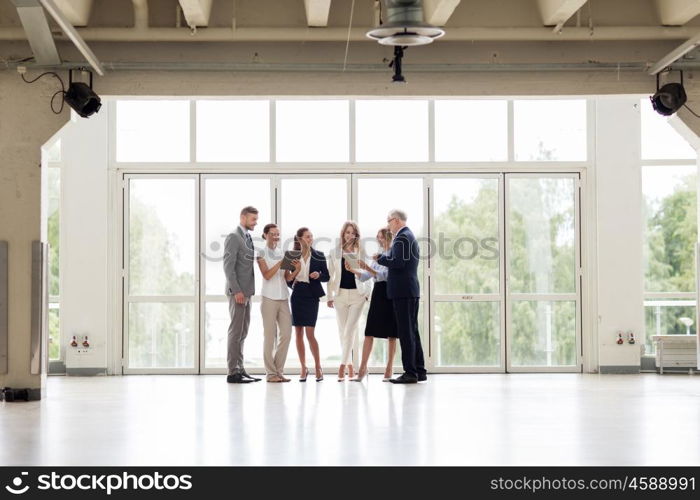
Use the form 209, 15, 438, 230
224, 206, 260, 384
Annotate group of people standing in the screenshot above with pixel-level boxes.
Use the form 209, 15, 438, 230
224, 206, 426, 385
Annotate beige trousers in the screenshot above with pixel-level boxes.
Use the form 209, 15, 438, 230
261, 297, 293, 379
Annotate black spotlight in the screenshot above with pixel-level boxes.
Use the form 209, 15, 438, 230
650, 70, 687, 116
64, 69, 102, 118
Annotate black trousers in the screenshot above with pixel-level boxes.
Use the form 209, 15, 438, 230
392, 297, 425, 378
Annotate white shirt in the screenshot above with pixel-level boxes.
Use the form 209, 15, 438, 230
258, 246, 289, 300
296, 253, 311, 283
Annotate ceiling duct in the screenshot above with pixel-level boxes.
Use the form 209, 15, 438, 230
366, 0, 445, 46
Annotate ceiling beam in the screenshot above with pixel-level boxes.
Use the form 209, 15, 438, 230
423, 0, 461, 26
648, 31, 700, 74
11, 0, 61, 65
178, 0, 213, 28
53, 0, 93, 27
655, 0, 700, 26
304, 0, 332, 27
132, 0, 148, 30
537, 0, 588, 28
39, 0, 104, 75
0, 26, 695, 43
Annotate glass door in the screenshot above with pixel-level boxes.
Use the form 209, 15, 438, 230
278, 175, 351, 368
123, 175, 199, 373
505, 174, 581, 372
431, 175, 505, 372
200, 175, 273, 374
355, 176, 426, 370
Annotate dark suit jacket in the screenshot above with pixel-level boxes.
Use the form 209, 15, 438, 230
288, 248, 330, 298
377, 226, 420, 299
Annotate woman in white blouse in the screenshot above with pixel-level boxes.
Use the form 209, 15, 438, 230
348, 227, 398, 382
257, 223, 295, 383
327, 221, 371, 381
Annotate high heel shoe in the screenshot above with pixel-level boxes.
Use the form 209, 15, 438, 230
351, 368, 368, 382
315, 368, 324, 382
299, 366, 309, 382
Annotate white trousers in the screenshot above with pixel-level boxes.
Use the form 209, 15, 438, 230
334, 288, 366, 365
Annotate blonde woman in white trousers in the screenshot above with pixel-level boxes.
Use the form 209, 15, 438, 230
327, 221, 371, 381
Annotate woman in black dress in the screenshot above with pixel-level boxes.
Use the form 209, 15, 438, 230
286, 227, 330, 382
348, 227, 398, 382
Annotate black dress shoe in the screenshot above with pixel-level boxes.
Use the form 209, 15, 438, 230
389, 374, 418, 384
241, 371, 261, 382
418, 373, 428, 382
227, 374, 254, 384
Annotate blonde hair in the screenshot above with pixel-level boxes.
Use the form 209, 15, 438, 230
378, 227, 393, 247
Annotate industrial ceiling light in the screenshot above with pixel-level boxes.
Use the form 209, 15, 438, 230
650, 70, 687, 116
366, 0, 445, 46
64, 69, 102, 118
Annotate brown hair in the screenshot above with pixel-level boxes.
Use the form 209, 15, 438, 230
262, 223, 277, 240
240, 206, 258, 216
339, 221, 360, 252
294, 227, 310, 251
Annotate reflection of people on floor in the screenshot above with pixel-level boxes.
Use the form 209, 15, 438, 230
286, 227, 330, 382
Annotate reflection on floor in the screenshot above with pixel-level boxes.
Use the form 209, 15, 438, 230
0, 374, 698, 466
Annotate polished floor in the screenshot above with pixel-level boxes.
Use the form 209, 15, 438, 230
0, 374, 698, 466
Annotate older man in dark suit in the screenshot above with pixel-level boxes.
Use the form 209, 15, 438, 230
376, 209, 427, 384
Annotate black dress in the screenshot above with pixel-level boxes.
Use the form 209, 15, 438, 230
364, 281, 398, 339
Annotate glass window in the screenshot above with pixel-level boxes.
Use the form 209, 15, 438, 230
280, 178, 348, 256
355, 100, 429, 162
643, 166, 697, 293
47, 166, 60, 361
514, 100, 587, 161
642, 165, 697, 355
128, 302, 195, 369
48, 305, 60, 361
47, 167, 61, 298
433, 178, 500, 295
356, 177, 425, 290
508, 177, 577, 294
510, 300, 577, 367
641, 98, 695, 160
196, 100, 269, 162
435, 100, 507, 161
204, 302, 264, 369
276, 100, 349, 162
116, 100, 190, 162
202, 178, 272, 296
46, 139, 61, 162
128, 178, 196, 296
435, 301, 500, 367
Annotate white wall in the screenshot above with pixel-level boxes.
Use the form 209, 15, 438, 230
595, 98, 645, 372
58, 111, 109, 373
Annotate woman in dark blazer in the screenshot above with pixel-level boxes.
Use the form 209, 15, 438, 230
286, 227, 330, 382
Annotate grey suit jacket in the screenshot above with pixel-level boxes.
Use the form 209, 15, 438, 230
223, 226, 255, 297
